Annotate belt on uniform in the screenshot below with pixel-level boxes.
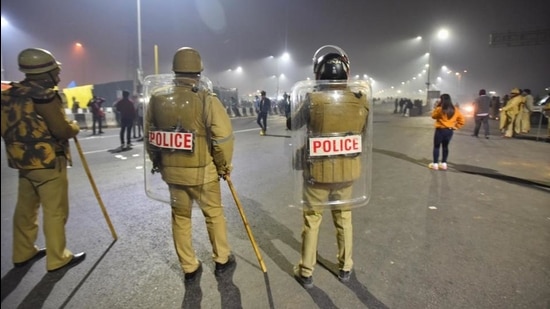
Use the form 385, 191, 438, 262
55, 151, 66, 157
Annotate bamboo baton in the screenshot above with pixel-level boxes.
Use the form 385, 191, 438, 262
225, 175, 267, 273
73, 136, 118, 240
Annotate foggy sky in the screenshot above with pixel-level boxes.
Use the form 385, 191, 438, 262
2, 0, 549, 101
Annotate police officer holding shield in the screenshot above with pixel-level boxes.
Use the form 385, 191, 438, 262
1, 48, 86, 272
287, 45, 372, 288
144, 47, 235, 283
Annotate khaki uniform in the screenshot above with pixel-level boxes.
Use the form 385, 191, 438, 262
144, 77, 234, 273
290, 88, 369, 277
516, 94, 533, 133
544, 102, 550, 138
500, 94, 524, 137
1, 81, 80, 271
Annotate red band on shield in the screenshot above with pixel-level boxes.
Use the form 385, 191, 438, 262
308, 135, 361, 157
149, 131, 193, 150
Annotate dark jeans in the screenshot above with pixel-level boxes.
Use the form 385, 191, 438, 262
92, 114, 103, 134
473, 115, 489, 137
257, 112, 268, 132
433, 128, 454, 163
120, 118, 134, 145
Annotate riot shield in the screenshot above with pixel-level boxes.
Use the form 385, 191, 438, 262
142, 74, 213, 204
287, 79, 372, 210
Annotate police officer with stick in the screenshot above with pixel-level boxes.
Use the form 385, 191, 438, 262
144, 47, 237, 283
1, 48, 86, 272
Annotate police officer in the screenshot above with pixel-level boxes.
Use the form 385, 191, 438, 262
500, 88, 524, 138
287, 46, 371, 288
1, 48, 86, 272
144, 47, 235, 282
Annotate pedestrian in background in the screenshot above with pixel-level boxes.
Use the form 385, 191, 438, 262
543, 95, 550, 141
287, 46, 370, 288
429, 93, 465, 170
472, 89, 491, 139
256, 90, 271, 135
144, 47, 235, 283
0, 48, 86, 272
87, 92, 106, 135
517, 89, 534, 134
499, 88, 524, 138
112, 97, 121, 126
135, 97, 144, 141
71, 96, 80, 114
115, 90, 136, 149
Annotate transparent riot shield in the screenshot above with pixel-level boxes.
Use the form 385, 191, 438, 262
142, 74, 213, 204
287, 79, 372, 210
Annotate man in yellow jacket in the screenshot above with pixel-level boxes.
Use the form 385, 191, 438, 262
499, 88, 524, 138
543, 97, 550, 140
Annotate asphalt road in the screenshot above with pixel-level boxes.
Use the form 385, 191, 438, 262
1, 103, 549, 309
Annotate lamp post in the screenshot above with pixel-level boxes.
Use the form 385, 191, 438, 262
74, 42, 85, 84
275, 52, 290, 101
1, 16, 8, 81
424, 28, 449, 110
456, 69, 467, 98
136, 0, 143, 92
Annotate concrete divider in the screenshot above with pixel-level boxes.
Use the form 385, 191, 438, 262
65, 108, 119, 129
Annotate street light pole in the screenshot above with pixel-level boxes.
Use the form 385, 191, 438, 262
136, 0, 143, 91
276, 73, 280, 101
425, 44, 432, 111
424, 28, 449, 111
1, 16, 8, 81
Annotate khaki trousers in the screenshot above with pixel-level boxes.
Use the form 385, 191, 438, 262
15, 156, 73, 271
169, 180, 231, 273
500, 110, 518, 137
298, 183, 353, 277
515, 111, 531, 133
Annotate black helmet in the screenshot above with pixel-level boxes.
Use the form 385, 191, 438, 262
312, 45, 350, 80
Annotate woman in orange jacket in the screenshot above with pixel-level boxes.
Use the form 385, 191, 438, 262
429, 94, 465, 170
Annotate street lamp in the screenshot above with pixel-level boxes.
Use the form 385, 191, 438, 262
136, 0, 143, 93
424, 28, 449, 110
271, 52, 290, 101
74, 42, 85, 84
1, 16, 8, 80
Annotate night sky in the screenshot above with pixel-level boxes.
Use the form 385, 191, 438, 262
2, 0, 549, 102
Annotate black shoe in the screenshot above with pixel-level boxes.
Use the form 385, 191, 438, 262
338, 269, 352, 283
214, 255, 236, 276
14, 248, 46, 267
293, 267, 313, 289
184, 262, 202, 283
485, 136, 489, 139
471, 134, 478, 137
48, 252, 86, 272
99, 131, 104, 134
